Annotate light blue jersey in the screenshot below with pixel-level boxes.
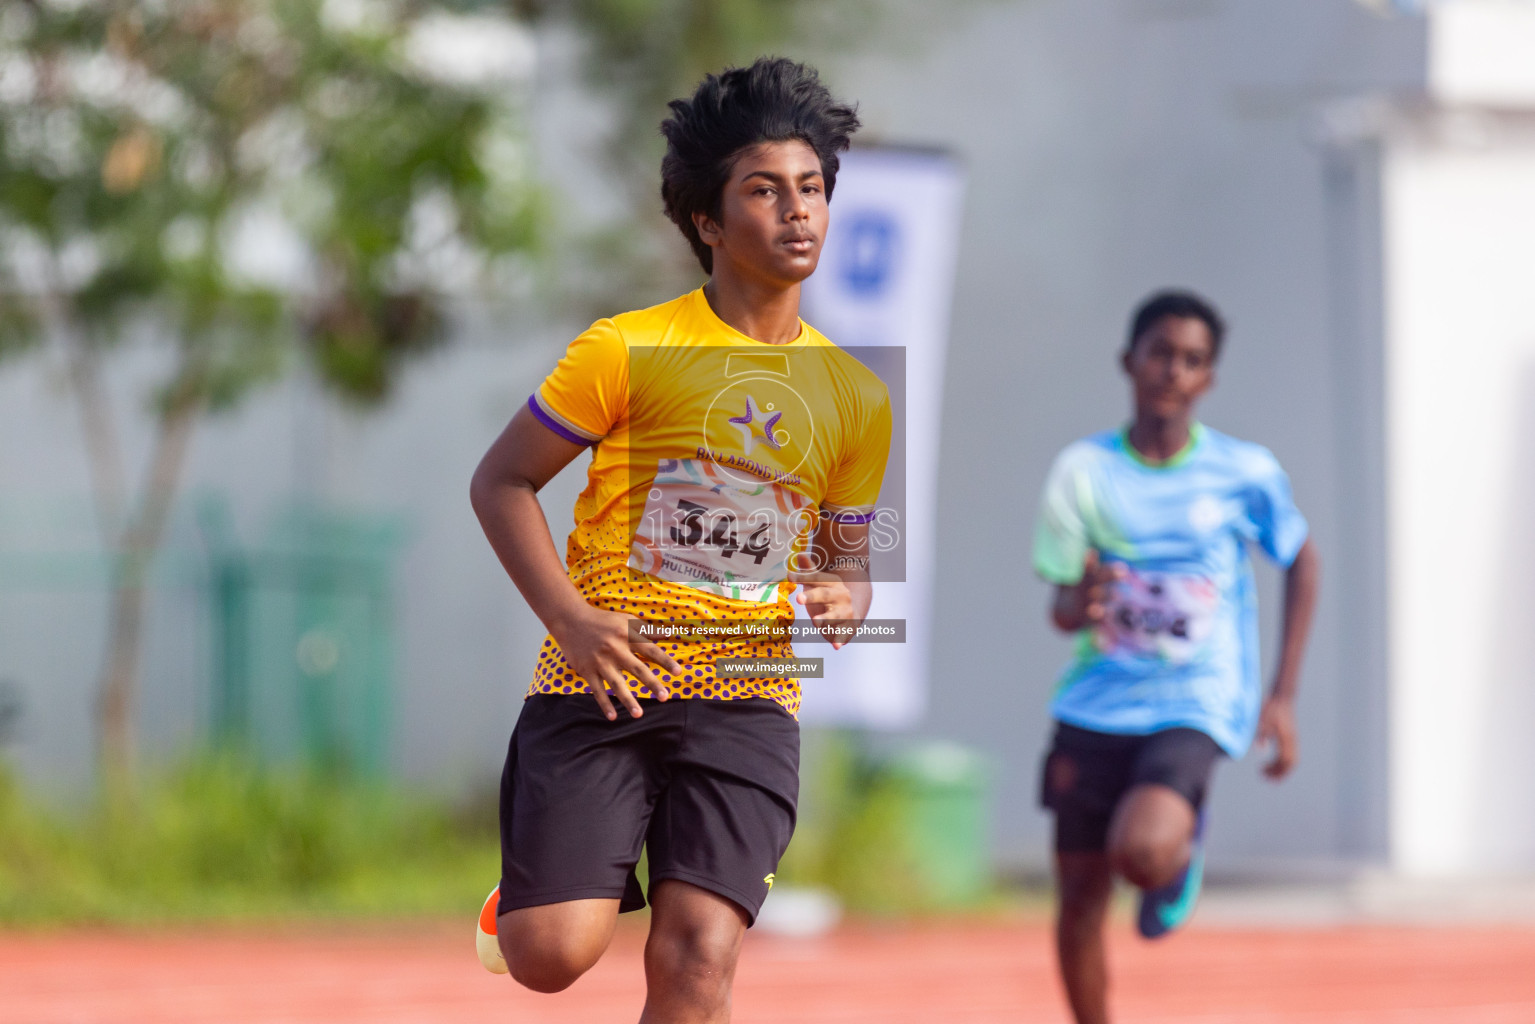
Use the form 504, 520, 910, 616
1032, 424, 1308, 757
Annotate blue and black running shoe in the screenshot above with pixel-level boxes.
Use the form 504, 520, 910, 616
1136, 810, 1205, 939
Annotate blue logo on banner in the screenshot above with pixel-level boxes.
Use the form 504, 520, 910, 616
839, 211, 899, 297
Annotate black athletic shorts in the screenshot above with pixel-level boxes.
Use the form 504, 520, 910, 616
1039, 722, 1224, 853
497, 693, 798, 926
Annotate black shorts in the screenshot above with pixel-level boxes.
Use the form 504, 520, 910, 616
1039, 722, 1223, 853
497, 694, 798, 926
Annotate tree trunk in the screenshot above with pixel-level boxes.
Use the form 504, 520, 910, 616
97, 551, 149, 794
95, 375, 205, 791
46, 268, 209, 794
62, 336, 127, 542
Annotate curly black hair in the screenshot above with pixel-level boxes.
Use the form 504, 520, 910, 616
660, 57, 861, 274
1126, 289, 1227, 361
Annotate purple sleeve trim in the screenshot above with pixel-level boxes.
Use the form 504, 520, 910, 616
822, 508, 876, 525
527, 395, 595, 446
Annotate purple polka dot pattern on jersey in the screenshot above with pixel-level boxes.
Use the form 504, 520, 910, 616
525, 496, 807, 716
530, 633, 800, 716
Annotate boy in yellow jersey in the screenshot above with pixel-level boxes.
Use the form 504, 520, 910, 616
468, 58, 889, 1020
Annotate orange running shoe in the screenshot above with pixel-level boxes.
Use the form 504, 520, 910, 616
476, 886, 508, 974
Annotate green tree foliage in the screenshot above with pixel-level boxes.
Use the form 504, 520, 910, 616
518, 0, 892, 309
0, 0, 539, 787
555, 0, 879, 130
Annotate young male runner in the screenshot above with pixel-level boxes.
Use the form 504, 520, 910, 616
1033, 290, 1320, 1024
468, 58, 889, 1021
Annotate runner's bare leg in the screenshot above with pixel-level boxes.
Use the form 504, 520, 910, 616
640, 880, 749, 1024
498, 898, 620, 993
1056, 851, 1113, 1024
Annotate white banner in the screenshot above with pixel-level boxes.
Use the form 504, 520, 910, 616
797, 147, 965, 729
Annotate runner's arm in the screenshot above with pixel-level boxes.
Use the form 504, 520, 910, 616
471, 405, 594, 639
470, 406, 680, 719
1256, 537, 1319, 778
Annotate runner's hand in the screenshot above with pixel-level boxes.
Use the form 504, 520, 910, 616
1076, 549, 1124, 624
1256, 695, 1297, 780
795, 574, 866, 649
1052, 549, 1125, 632
551, 607, 682, 721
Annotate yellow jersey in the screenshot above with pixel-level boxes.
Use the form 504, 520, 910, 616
525, 288, 892, 715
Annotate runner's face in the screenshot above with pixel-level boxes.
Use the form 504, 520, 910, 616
696, 140, 829, 287
1122, 315, 1216, 421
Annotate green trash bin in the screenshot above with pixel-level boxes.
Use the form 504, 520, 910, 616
883, 741, 992, 908
203, 498, 405, 778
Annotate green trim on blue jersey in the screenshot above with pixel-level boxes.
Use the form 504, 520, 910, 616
1116, 421, 1205, 470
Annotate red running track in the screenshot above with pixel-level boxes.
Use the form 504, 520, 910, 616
5, 918, 1535, 1023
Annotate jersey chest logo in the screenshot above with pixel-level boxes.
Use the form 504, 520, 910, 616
1188, 495, 1225, 534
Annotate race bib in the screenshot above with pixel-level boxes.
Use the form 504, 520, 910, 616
630, 458, 815, 602
1097, 569, 1219, 664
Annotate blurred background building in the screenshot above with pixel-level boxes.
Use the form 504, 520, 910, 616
3, 0, 1534, 883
